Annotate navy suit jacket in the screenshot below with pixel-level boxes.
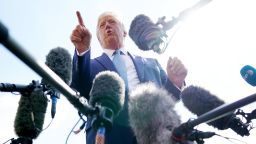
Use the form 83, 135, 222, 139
71, 49, 181, 144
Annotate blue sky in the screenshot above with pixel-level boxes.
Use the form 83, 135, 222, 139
1, 0, 256, 143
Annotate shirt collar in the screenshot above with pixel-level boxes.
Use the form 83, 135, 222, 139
103, 48, 127, 58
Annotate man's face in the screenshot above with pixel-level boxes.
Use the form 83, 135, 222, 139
97, 13, 126, 49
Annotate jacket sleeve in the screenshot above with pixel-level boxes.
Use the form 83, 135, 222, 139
70, 49, 92, 100
157, 60, 181, 101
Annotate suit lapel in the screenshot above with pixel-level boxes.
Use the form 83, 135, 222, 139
128, 52, 145, 82
95, 53, 117, 72
96, 52, 145, 82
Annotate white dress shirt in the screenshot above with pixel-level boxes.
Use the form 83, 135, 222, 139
104, 48, 140, 91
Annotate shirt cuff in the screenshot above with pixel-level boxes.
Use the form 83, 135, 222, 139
76, 48, 90, 56
173, 81, 186, 91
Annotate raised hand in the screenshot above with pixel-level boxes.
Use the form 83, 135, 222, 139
166, 57, 187, 89
70, 11, 92, 54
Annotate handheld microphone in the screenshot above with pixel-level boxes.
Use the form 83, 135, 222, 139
181, 85, 250, 136
129, 82, 181, 144
240, 65, 256, 86
43, 47, 72, 118
89, 71, 125, 131
14, 87, 48, 140
49, 91, 60, 118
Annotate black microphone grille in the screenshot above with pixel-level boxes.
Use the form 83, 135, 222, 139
129, 14, 162, 51
45, 47, 72, 84
181, 85, 233, 130
89, 71, 125, 115
181, 85, 225, 116
14, 88, 48, 139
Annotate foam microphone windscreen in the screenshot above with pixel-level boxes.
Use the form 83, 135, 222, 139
129, 82, 181, 144
89, 71, 125, 116
44, 47, 72, 85
129, 14, 162, 52
14, 88, 48, 139
181, 85, 231, 130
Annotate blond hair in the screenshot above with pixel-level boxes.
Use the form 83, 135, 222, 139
96, 11, 126, 39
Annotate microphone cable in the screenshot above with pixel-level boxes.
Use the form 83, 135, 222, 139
2, 138, 15, 144
42, 118, 54, 131
65, 112, 87, 144
163, 22, 182, 53
215, 134, 247, 144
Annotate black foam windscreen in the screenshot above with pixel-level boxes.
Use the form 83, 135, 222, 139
181, 85, 231, 130
129, 14, 163, 52
44, 47, 72, 85
14, 88, 48, 139
89, 71, 125, 116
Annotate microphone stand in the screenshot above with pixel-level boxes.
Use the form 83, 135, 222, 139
157, 0, 213, 31
187, 93, 256, 132
91, 104, 115, 144
236, 108, 256, 124
173, 93, 256, 143
172, 119, 216, 144
0, 81, 41, 144
0, 81, 41, 95
152, 0, 213, 54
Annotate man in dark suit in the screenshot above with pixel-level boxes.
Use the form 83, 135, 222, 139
70, 11, 188, 144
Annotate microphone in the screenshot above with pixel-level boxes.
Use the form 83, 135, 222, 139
240, 65, 256, 86
43, 47, 72, 118
89, 71, 125, 131
0, 82, 36, 94
128, 1, 213, 54
181, 85, 250, 136
129, 82, 181, 144
129, 14, 169, 54
14, 86, 48, 141
12, 47, 72, 142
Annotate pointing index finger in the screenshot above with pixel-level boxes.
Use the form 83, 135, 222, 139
76, 11, 85, 26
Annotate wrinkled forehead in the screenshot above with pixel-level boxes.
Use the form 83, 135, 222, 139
97, 12, 123, 25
